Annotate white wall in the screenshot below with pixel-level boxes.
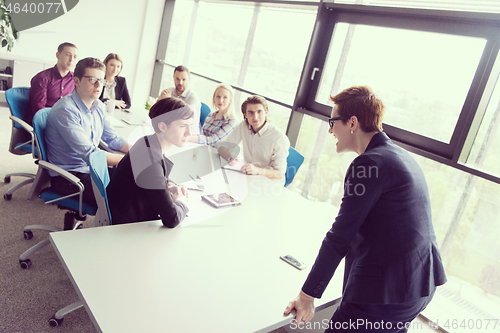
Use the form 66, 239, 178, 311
0, 0, 165, 108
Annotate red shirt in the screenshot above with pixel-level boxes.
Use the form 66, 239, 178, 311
27, 65, 74, 125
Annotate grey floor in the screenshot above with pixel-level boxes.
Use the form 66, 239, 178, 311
0, 105, 98, 332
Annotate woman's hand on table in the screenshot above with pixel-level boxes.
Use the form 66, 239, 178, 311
115, 100, 127, 109
284, 290, 315, 324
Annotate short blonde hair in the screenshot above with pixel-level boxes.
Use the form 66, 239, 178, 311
212, 83, 235, 119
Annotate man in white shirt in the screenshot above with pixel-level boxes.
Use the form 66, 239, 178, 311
218, 95, 290, 180
158, 65, 201, 134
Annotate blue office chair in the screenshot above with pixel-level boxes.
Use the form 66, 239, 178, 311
19, 108, 97, 269
89, 150, 112, 227
4, 87, 37, 200
48, 150, 112, 327
200, 102, 211, 129
284, 147, 305, 187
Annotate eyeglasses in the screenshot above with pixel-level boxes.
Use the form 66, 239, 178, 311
83, 76, 106, 86
328, 116, 347, 128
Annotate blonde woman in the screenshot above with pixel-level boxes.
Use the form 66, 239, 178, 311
189, 83, 236, 146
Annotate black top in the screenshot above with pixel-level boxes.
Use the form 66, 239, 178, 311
107, 134, 188, 227
302, 132, 446, 304
99, 76, 131, 109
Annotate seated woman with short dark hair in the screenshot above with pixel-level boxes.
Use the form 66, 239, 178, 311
106, 97, 194, 227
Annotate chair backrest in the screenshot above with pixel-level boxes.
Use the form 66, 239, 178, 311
34, 107, 97, 216
89, 150, 112, 226
6, 87, 34, 155
285, 147, 305, 187
6, 87, 30, 129
32, 107, 51, 162
200, 102, 211, 128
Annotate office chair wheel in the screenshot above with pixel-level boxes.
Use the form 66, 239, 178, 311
23, 230, 34, 240
19, 259, 32, 269
4, 176, 10, 183
4, 193, 12, 201
48, 315, 63, 327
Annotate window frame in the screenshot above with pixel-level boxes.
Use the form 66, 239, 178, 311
152, 0, 500, 184
293, 2, 500, 161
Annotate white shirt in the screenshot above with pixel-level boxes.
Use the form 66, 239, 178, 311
103, 80, 116, 100
221, 120, 290, 175
170, 86, 201, 135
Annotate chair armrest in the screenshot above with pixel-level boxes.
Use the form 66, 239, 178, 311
98, 140, 114, 153
9, 115, 36, 156
99, 141, 125, 155
9, 115, 33, 133
37, 160, 82, 186
37, 160, 86, 217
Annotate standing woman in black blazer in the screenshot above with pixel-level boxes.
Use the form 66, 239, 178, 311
99, 53, 131, 109
284, 86, 446, 332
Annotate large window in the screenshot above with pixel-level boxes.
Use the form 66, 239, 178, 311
466, 62, 500, 177
166, 1, 254, 85
334, 0, 500, 13
238, 6, 316, 103
159, 0, 316, 117
294, 2, 500, 161
316, 23, 486, 143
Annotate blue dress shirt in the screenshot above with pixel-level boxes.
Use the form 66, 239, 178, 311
45, 90, 127, 176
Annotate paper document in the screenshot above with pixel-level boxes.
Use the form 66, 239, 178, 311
121, 118, 149, 126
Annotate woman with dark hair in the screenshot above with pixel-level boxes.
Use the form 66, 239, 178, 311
107, 97, 194, 227
99, 53, 131, 109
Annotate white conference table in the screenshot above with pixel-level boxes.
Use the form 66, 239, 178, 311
106, 107, 154, 145
50, 126, 344, 333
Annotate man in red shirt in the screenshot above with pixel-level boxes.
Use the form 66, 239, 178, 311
27, 42, 78, 125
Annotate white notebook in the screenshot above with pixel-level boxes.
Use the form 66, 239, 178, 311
201, 193, 241, 208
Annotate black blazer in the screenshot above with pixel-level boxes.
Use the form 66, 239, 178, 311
106, 135, 188, 227
302, 132, 446, 304
99, 76, 131, 109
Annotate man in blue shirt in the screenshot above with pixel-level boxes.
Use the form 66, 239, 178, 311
45, 57, 130, 210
